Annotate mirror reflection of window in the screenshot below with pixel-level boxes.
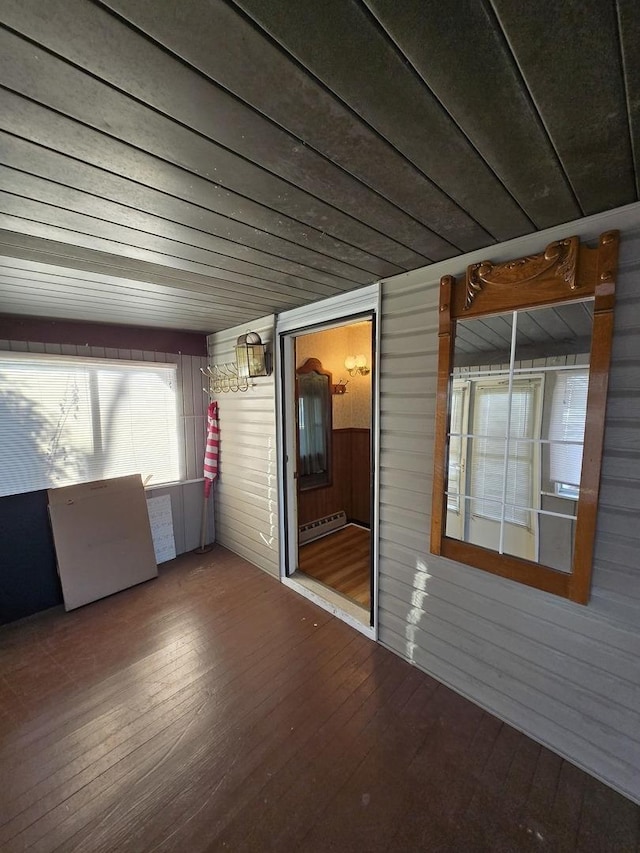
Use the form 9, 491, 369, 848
296, 359, 332, 491
447, 383, 466, 514
446, 299, 593, 572
547, 370, 589, 499
298, 373, 329, 477
468, 378, 541, 561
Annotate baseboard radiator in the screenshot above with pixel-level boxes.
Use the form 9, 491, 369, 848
299, 510, 347, 545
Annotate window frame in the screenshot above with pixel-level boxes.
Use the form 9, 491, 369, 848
430, 231, 619, 604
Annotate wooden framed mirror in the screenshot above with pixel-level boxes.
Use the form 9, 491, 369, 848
296, 357, 333, 491
430, 231, 619, 603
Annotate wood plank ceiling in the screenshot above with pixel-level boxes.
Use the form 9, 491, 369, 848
0, 0, 638, 333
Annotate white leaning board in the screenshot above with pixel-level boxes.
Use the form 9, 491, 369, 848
48, 474, 158, 611
146, 494, 176, 563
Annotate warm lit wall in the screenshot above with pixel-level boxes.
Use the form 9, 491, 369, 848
295, 321, 372, 429
295, 322, 372, 525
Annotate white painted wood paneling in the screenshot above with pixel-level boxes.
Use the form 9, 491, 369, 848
377, 203, 640, 803
207, 316, 279, 576
0, 339, 211, 553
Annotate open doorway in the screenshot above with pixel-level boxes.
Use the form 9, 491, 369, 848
277, 284, 379, 638
294, 320, 373, 614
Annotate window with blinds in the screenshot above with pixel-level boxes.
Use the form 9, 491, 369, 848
469, 380, 537, 527
548, 369, 589, 499
447, 384, 465, 512
0, 353, 181, 497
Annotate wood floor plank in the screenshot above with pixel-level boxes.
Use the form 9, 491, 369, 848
223, 660, 427, 852
130, 636, 379, 852
0, 545, 637, 852
299, 524, 370, 606
5, 617, 344, 850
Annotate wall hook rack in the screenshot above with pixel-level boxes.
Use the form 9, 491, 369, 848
201, 363, 249, 394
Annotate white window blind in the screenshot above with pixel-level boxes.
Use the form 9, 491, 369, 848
549, 369, 589, 491
0, 353, 181, 497
447, 385, 465, 511
470, 381, 536, 526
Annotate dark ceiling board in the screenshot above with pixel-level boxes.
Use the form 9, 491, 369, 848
490, 0, 636, 215
0, 166, 377, 285
363, 0, 581, 229
0, 198, 348, 295
513, 311, 558, 348
232, 0, 534, 243
0, 215, 352, 310
0, 232, 332, 306
0, 280, 248, 321
0, 287, 246, 327
0, 266, 296, 315
456, 317, 513, 354
0, 80, 430, 276
516, 305, 582, 346
99, 0, 493, 254
0, 295, 221, 331
0, 134, 402, 280
0, 93, 429, 272
0, 2, 634, 334
617, 0, 640, 196
456, 303, 594, 358
0, 17, 451, 263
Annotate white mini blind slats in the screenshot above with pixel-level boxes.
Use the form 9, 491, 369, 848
0, 353, 180, 497
548, 370, 589, 488
469, 382, 536, 526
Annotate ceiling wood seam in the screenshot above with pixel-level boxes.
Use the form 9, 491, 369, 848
0, 24, 443, 264
92, 0, 473, 254
614, 0, 640, 198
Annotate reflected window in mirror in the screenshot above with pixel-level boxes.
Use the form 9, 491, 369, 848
296, 358, 332, 490
431, 233, 619, 603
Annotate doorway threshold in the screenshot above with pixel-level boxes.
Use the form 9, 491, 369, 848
283, 571, 375, 639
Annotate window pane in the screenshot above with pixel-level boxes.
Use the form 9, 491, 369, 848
0, 354, 180, 497
547, 370, 588, 489
447, 384, 465, 512
468, 382, 537, 527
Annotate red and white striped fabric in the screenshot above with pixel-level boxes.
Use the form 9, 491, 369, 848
203, 401, 219, 498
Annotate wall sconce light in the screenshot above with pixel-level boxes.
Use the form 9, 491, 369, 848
344, 354, 370, 376
235, 332, 271, 378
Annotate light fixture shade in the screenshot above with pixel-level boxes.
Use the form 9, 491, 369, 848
355, 354, 368, 368
235, 332, 270, 378
344, 355, 357, 371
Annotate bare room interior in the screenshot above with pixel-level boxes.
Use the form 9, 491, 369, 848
1, 1, 640, 851
294, 320, 373, 614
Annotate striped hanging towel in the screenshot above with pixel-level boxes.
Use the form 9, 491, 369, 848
203, 401, 219, 498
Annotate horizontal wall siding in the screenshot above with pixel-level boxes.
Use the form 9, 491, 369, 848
377, 207, 640, 802
0, 339, 211, 553
207, 317, 278, 577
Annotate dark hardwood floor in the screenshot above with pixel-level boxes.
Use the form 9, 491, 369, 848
298, 524, 370, 607
0, 546, 638, 852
